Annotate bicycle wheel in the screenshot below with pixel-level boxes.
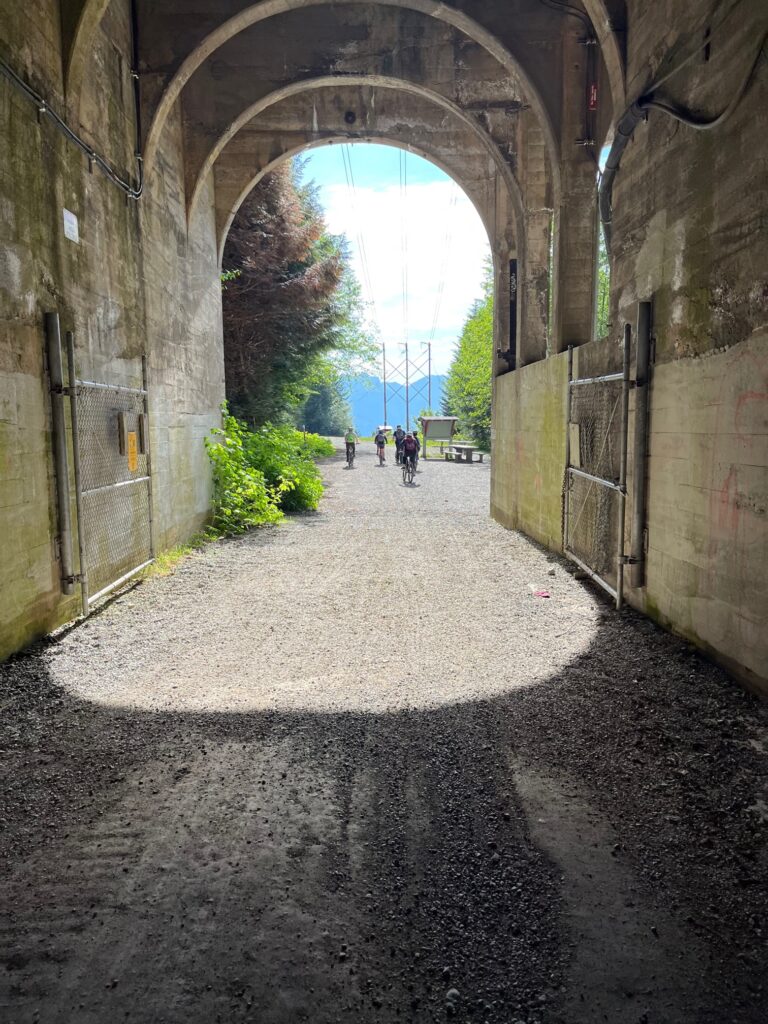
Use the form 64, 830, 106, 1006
408, 461, 415, 484
402, 461, 409, 485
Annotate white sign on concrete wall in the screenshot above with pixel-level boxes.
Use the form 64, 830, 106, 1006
63, 209, 79, 244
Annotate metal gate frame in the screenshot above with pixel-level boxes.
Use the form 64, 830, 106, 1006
66, 333, 155, 614
564, 323, 631, 609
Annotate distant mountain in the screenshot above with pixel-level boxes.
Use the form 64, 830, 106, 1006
343, 374, 446, 433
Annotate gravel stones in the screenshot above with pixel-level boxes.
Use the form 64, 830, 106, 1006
0, 443, 766, 1022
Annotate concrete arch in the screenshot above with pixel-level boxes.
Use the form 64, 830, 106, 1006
189, 75, 527, 239
141, 0, 561, 190
581, 0, 626, 112
63, 0, 112, 105
209, 82, 526, 363
215, 136, 500, 267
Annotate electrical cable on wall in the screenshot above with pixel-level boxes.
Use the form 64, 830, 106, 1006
0, 57, 143, 200
599, 28, 767, 250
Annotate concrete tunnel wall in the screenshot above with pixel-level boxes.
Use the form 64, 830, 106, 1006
0, 0, 225, 658
0, 0, 766, 692
491, 0, 768, 690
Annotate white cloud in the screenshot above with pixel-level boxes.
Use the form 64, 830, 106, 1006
320, 180, 490, 375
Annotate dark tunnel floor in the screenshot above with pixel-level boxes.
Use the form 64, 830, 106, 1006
1, 445, 767, 1023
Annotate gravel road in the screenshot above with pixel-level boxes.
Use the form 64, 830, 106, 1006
1, 441, 766, 1023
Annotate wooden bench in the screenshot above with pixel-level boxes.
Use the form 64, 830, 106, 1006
444, 445, 484, 464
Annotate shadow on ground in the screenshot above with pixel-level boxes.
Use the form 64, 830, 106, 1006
1, 590, 766, 1024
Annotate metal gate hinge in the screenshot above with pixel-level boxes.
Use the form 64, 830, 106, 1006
62, 573, 85, 585
619, 555, 640, 565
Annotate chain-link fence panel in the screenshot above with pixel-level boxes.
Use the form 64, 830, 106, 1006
565, 472, 620, 589
569, 379, 623, 484
74, 384, 152, 602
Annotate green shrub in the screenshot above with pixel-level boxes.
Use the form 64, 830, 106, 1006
205, 414, 332, 533
244, 424, 328, 513
205, 413, 283, 534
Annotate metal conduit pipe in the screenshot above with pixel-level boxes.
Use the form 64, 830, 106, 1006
630, 301, 652, 589
45, 313, 75, 596
599, 32, 767, 253
597, 100, 647, 252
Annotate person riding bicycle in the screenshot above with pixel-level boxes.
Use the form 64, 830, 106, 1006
402, 431, 418, 470
374, 428, 388, 462
392, 424, 406, 463
412, 429, 421, 463
344, 427, 357, 463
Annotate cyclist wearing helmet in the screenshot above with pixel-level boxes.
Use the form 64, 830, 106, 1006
374, 427, 388, 464
344, 427, 357, 463
392, 424, 406, 463
402, 431, 418, 470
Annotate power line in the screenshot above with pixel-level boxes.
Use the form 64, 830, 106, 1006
339, 144, 381, 337
428, 182, 459, 344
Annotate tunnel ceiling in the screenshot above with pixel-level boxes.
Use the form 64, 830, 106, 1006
64, 0, 627, 358
67, 1, 624, 203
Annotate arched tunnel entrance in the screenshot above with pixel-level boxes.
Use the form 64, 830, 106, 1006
1, 1, 767, 1019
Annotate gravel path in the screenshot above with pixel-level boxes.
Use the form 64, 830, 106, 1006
1, 442, 766, 1023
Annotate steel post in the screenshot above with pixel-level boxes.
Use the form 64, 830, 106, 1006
630, 301, 652, 588
564, 345, 573, 552
45, 312, 75, 596
65, 331, 89, 614
142, 354, 156, 558
616, 323, 631, 609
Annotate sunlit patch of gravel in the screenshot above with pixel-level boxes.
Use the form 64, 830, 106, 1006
49, 445, 602, 714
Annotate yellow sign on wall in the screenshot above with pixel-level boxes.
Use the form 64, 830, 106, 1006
127, 431, 138, 472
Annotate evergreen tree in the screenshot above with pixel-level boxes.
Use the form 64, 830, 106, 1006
442, 264, 494, 449
221, 161, 374, 425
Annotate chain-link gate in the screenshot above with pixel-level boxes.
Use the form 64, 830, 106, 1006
65, 333, 154, 613
564, 325, 631, 607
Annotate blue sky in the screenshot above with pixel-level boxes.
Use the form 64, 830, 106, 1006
300, 143, 491, 376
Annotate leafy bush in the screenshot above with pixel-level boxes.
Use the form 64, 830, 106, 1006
205, 414, 332, 533
205, 413, 283, 534
243, 424, 330, 513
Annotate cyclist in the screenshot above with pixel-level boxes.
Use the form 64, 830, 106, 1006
344, 427, 357, 465
374, 427, 388, 464
412, 429, 421, 466
392, 424, 406, 464
402, 431, 418, 473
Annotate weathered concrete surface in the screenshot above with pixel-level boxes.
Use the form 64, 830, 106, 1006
0, 0, 224, 660
491, 354, 567, 551
643, 332, 768, 686
1, 449, 766, 1023
492, 330, 768, 690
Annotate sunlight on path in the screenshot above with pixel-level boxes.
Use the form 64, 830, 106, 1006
51, 445, 599, 713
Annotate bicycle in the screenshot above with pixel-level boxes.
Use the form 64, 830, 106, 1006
377, 445, 386, 466
402, 456, 416, 485
346, 444, 355, 468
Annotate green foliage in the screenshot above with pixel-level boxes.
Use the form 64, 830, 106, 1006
595, 223, 611, 338
243, 423, 331, 513
296, 379, 352, 436
205, 411, 333, 534
442, 265, 494, 450
205, 413, 283, 534
221, 159, 376, 427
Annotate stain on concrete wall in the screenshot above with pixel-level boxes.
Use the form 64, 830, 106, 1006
491, 355, 567, 551
0, 0, 224, 660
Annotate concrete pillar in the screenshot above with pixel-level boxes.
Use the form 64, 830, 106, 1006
553, 29, 598, 352
516, 111, 553, 366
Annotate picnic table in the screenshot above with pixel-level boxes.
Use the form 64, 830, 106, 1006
443, 443, 484, 464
